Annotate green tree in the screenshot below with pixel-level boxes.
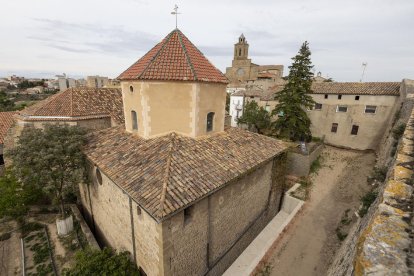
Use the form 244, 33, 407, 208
7, 125, 87, 218
0, 170, 45, 218
272, 41, 315, 141
63, 247, 140, 276
0, 91, 14, 111
237, 100, 272, 134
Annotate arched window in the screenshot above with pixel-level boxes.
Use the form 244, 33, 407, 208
131, 110, 138, 130
206, 112, 215, 132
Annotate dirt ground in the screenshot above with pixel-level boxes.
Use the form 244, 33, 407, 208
267, 146, 376, 276
0, 220, 21, 276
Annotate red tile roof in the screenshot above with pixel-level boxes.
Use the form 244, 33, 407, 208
0, 111, 17, 144
18, 88, 124, 124
84, 126, 287, 221
118, 29, 228, 84
311, 82, 400, 96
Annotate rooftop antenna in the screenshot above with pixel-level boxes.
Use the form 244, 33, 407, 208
171, 4, 181, 29
360, 62, 367, 82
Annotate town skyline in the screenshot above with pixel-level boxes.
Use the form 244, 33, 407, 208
1, 0, 413, 81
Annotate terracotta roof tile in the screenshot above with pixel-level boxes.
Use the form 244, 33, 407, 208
118, 29, 228, 84
311, 82, 400, 96
84, 126, 287, 221
0, 111, 17, 144
19, 88, 124, 124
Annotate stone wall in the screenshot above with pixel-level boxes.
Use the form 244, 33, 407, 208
162, 154, 286, 276
287, 143, 324, 176
328, 102, 414, 275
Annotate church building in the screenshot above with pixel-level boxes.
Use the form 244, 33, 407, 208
225, 34, 284, 91
80, 29, 287, 276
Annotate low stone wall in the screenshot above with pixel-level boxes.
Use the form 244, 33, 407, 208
287, 143, 323, 176
328, 108, 414, 275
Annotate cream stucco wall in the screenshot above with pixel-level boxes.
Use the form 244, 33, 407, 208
121, 81, 226, 138
308, 94, 399, 150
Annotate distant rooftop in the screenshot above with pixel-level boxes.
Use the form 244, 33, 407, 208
18, 87, 124, 124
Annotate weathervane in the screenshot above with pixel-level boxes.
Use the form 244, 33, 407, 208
171, 4, 181, 29
360, 62, 368, 82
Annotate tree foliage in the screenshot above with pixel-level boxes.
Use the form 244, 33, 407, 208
7, 125, 87, 217
272, 41, 315, 141
0, 169, 45, 218
237, 100, 272, 134
63, 247, 140, 276
0, 91, 15, 111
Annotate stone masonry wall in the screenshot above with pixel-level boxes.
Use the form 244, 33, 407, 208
162, 154, 286, 276
328, 100, 414, 275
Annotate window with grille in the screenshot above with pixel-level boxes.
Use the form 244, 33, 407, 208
314, 103, 322, 110
331, 123, 338, 133
336, 105, 348, 112
351, 125, 359, 135
365, 105, 377, 114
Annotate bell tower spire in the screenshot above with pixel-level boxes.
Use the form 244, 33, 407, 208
234, 33, 249, 60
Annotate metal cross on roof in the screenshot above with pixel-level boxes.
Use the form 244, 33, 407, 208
171, 4, 181, 29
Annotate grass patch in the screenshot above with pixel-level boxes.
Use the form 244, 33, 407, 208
367, 166, 387, 184
310, 155, 323, 175
358, 191, 378, 217
392, 123, 406, 140
340, 209, 352, 225
336, 227, 348, 241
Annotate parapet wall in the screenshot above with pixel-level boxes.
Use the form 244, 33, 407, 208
328, 105, 414, 275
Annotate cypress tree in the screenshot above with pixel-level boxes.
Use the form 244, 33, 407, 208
272, 41, 315, 141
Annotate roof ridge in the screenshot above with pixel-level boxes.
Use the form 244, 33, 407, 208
137, 30, 175, 80
158, 132, 177, 217
176, 30, 197, 81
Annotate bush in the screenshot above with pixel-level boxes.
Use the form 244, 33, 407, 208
392, 123, 406, 140
358, 191, 378, 217
310, 156, 323, 175
63, 247, 140, 276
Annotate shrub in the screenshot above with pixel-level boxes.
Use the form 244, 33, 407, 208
392, 123, 406, 140
63, 247, 140, 276
358, 191, 378, 217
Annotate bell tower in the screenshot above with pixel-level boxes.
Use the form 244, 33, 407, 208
234, 34, 249, 60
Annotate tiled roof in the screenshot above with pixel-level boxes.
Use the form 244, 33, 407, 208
118, 29, 228, 84
232, 85, 284, 101
311, 82, 400, 96
0, 111, 17, 144
84, 126, 287, 221
19, 88, 124, 124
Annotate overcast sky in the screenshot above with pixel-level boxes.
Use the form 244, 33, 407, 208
1, 0, 413, 81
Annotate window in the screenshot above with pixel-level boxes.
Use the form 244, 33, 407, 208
336, 105, 348, 112
129, 85, 134, 92
206, 112, 215, 132
324, 94, 328, 99
184, 206, 193, 225
131, 110, 138, 130
137, 206, 142, 216
355, 95, 360, 100
351, 125, 359, 135
365, 105, 377, 114
331, 123, 338, 133
0, 155, 4, 166
95, 168, 103, 185
314, 103, 322, 110
338, 94, 342, 100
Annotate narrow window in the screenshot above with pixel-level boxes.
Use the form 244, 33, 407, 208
365, 105, 377, 114
338, 94, 342, 100
355, 95, 360, 100
314, 103, 322, 110
129, 85, 134, 92
324, 94, 328, 99
206, 112, 215, 132
239, 49, 241, 56
184, 206, 193, 225
331, 123, 338, 133
95, 168, 103, 185
336, 105, 348, 112
131, 110, 138, 130
351, 125, 359, 135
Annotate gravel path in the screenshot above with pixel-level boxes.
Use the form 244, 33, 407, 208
267, 146, 376, 276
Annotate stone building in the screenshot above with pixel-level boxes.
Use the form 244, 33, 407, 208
225, 34, 284, 91
14, 87, 124, 133
86, 75, 109, 88
80, 29, 287, 276
230, 81, 404, 150
0, 111, 17, 174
